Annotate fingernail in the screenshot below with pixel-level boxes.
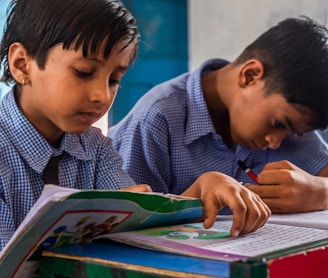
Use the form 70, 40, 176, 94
232, 230, 240, 237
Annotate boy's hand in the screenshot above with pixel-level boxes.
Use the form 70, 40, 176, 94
121, 184, 152, 192
182, 172, 271, 237
246, 160, 328, 213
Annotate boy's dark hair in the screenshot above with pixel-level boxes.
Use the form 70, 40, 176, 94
235, 16, 328, 129
0, 0, 140, 84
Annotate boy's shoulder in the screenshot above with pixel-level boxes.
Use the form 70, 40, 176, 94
126, 73, 190, 121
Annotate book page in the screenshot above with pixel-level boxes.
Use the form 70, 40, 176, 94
16, 185, 79, 227
107, 219, 328, 262
219, 210, 328, 230
267, 210, 328, 229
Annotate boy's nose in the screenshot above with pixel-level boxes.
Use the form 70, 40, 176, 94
264, 130, 289, 150
89, 87, 113, 105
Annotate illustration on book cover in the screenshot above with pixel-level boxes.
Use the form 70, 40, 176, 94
28, 210, 131, 261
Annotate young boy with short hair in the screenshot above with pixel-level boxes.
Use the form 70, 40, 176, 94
0, 0, 269, 252
109, 16, 328, 214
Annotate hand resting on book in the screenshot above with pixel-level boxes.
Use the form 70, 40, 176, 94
182, 172, 271, 237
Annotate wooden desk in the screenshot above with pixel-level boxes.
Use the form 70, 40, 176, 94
40, 239, 328, 278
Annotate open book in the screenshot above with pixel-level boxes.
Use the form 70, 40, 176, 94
3, 184, 328, 277
0, 184, 203, 278
105, 210, 328, 262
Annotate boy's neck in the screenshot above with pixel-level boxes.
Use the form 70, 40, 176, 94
201, 68, 234, 148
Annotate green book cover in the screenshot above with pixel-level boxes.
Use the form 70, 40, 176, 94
0, 184, 203, 277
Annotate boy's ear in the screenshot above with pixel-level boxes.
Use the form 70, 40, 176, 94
238, 59, 265, 88
8, 42, 31, 85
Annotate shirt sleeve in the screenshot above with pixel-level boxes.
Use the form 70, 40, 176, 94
93, 135, 137, 190
109, 113, 172, 193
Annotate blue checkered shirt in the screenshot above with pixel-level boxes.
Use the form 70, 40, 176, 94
0, 88, 135, 251
109, 59, 328, 195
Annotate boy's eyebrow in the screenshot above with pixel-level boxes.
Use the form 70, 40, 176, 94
80, 56, 129, 72
115, 65, 129, 71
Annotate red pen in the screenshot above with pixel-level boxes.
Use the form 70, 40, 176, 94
237, 160, 258, 183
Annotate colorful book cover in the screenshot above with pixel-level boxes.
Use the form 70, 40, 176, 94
0, 184, 203, 278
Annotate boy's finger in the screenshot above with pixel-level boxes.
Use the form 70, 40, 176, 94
121, 184, 152, 192
228, 202, 247, 237
201, 197, 222, 229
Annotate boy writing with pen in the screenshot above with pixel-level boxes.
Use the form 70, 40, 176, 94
109, 16, 328, 214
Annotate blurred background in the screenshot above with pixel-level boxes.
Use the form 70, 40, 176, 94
0, 0, 327, 134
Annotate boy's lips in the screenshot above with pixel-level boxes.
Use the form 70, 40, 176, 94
80, 111, 103, 124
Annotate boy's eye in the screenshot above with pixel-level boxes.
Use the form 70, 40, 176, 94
274, 120, 285, 129
108, 79, 122, 88
75, 70, 93, 78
